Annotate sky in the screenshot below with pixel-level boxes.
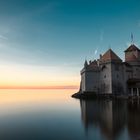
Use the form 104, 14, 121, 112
0, 0, 140, 88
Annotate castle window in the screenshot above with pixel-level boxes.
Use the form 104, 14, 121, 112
117, 74, 119, 78
104, 75, 106, 78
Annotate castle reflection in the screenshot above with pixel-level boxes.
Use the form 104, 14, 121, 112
80, 99, 140, 140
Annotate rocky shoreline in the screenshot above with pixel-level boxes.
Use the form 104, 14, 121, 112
71, 91, 140, 100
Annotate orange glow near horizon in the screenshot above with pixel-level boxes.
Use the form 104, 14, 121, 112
0, 64, 80, 89
0, 85, 79, 89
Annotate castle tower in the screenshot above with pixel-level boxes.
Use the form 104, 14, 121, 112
81, 60, 100, 93
124, 43, 140, 95
100, 49, 123, 94
124, 44, 140, 79
124, 44, 140, 62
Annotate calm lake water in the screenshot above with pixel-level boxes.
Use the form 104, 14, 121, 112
0, 89, 140, 140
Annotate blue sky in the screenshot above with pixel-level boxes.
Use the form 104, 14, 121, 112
0, 0, 140, 87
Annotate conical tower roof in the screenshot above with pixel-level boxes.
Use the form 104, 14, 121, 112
101, 49, 122, 62
124, 44, 140, 52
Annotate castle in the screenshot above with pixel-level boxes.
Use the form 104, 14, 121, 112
80, 42, 140, 96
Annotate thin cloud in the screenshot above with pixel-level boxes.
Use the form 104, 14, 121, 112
94, 49, 98, 55
0, 35, 8, 40
93, 30, 104, 58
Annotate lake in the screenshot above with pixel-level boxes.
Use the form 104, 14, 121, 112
0, 89, 139, 140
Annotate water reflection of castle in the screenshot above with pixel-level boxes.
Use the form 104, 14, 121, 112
80, 99, 140, 140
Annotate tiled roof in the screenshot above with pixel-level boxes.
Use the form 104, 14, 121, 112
124, 44, 140, 52
101, 49, 122, 62
126, 53, 137, 62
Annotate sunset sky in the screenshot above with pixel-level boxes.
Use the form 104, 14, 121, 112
0, 0, 140, 88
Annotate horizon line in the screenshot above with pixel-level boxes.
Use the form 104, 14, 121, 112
0, 85, 79, 90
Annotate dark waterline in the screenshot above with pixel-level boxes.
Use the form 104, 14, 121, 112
0, 89, 139, 140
